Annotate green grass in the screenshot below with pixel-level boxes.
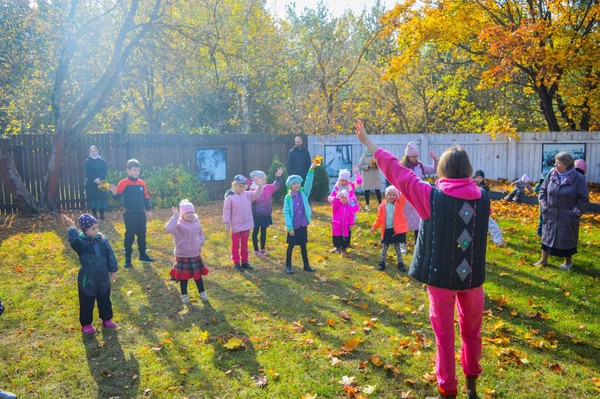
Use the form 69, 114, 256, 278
0, 200, 599, 398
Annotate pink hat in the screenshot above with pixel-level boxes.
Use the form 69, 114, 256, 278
338, 169, 351, 181
179, 199, 195, 214
337, 189, 349, 199
405, 142, 419, 157
574, 159, 587, 175
385, 185, 399, 195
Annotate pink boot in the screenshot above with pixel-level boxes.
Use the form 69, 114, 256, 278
102, 320, 117, 329
82, 325, 95, 334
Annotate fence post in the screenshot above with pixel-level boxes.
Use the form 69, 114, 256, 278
507, 137, 517, 180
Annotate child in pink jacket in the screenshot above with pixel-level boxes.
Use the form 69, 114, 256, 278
165, 199, 208, 303
328, 167, 363, 206
330, 190, 360, 254
356, 120, 489, 399
371, 185, 408, 272
223, 175, 264, 271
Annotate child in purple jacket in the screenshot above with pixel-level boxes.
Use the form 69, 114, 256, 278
249, 168, 283, 258
330, 190, 360, 254
166, 199, 208, 303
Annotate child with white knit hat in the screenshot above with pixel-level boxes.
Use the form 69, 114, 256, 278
370, 186, 409, 271
504, 174, 534, 202
330, 189, 360, 254
166, 199, 209, 303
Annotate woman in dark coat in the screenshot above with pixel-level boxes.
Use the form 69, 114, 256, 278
533, 151, 589, 270
85, 145, 108, 220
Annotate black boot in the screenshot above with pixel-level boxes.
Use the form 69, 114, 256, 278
285, 265, 293, 274
303, 264, 315, 272
466, 377, 480, 399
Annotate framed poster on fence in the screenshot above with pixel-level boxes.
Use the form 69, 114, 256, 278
541, 143, 585, 175
196, 148, 227, 182
324, 145, 352, 177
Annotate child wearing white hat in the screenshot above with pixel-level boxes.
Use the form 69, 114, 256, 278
371, 186, 409, 271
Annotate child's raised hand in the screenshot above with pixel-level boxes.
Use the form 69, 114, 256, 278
276, 167, 284, 177
309, 162, 317, 170
370, 227, 376, 234
109, 184, 117, 195
63, 214, 76, 228
172, 207, 179, 216
354, 120, 378, 154
352, 165, 358, 174
429, 151, 439, 162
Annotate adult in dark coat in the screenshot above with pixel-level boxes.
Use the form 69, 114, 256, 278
287, 136, 311, 178
534, 151, 589, 271
85, 145, 108, 220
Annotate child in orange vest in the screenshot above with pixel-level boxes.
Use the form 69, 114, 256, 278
371, 185, 409, 272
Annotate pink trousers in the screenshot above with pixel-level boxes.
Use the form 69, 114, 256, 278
231, 230, 250, 264
427, 285, 484, 396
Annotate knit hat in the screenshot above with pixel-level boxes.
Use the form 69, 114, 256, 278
474, 170, 485, 178
405, 142, 419, 157
521, 174, 530, 183
250, 170, 266, 179
232, 174, 249, 185
78, 213, 98, 233
574, 159, 587, 175
385, 185, 399, 195
338, 169, 351, 181
286, 175, 303, 187
337, 189, 349, 199
179, 199, 195, 214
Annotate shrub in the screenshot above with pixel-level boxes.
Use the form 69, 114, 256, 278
267, 156, 288, 203
310, 165, 329, 202
105, 165, 208, 210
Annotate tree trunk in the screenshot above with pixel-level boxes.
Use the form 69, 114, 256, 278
42, 132, 65, 211
536, 83, 561, 132
0, 138, 40, 216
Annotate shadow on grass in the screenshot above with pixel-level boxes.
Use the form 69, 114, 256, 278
83, 328, 139, 399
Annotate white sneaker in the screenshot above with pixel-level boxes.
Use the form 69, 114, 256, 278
200, 292, 208, 301
364, 205, 371, 210
181, 294, 190, 303
400, 243, 407, 254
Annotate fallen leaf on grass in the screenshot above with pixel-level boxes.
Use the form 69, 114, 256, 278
339, 311, 352, 321
330, 357, 342, 366
342, 337, 361, 352
401, 391, 415, 399
292, 321, 305, 333
301, 394, 318, 399
338, 375, 356, 386
363, 385, 376, 394
223, 337, 243, 350
370, 354, 383, 367
549, 363, 563, 373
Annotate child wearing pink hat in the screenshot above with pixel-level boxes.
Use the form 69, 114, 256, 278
330, 190, 360, 254
166, 199, 209, 303
63, 213, 118, 335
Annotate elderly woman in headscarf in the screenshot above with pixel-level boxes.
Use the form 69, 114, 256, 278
85, 145, 109, 220
533, 152, 589, 270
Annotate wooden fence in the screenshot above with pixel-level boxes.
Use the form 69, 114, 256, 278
1, 133, 295, 214
2, 131, 599, 215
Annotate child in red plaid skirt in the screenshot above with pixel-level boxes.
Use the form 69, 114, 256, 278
165, 200, 209, 303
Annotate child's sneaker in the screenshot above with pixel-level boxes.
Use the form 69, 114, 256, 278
242, 262, 254, 271
102, 320, 117, 329
139, 253, 155, 262
364, 205, 371, 210
261, 249, 270, 256
376, 261, 385, 271
82, 325, 95, 335
124, 258, 132, 269
254, 250, 264, 258
181, 294, 190, 303
397, 261, 406, 272
234, 263, 243, 272
200, 291, 208, 301
400, 243, 408, 254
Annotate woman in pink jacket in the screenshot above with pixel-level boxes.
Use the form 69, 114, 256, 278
165, 200, 208, 303
330, 190, 360, 254
223, 175, 264, 272
355, 120, 489, 399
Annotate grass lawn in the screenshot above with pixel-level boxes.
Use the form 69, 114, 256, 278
0, 198, 599, 399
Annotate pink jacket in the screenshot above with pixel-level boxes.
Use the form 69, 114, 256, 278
223, 185, 264, 233
331, 197, 360, 237
374, 149, 481, 219
165, 214, 204, 258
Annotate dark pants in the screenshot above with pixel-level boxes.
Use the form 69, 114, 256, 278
90, 208, 105, 220
123, 210, 147, 258
364, 190, 382, 205
252, 225, 267, 251
332, 230, 352, 250
79, 287, 113, 326
180, 279, 205, 295
286, 243, 309, 267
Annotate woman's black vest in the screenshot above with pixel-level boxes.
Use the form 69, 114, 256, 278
409, 188, 489, 290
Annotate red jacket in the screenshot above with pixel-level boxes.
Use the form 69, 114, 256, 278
372, 196, 408, 239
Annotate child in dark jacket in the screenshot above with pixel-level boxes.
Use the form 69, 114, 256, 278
64, 213, 118, 335
356, 120, 489, 399
504, 174, 534, 202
